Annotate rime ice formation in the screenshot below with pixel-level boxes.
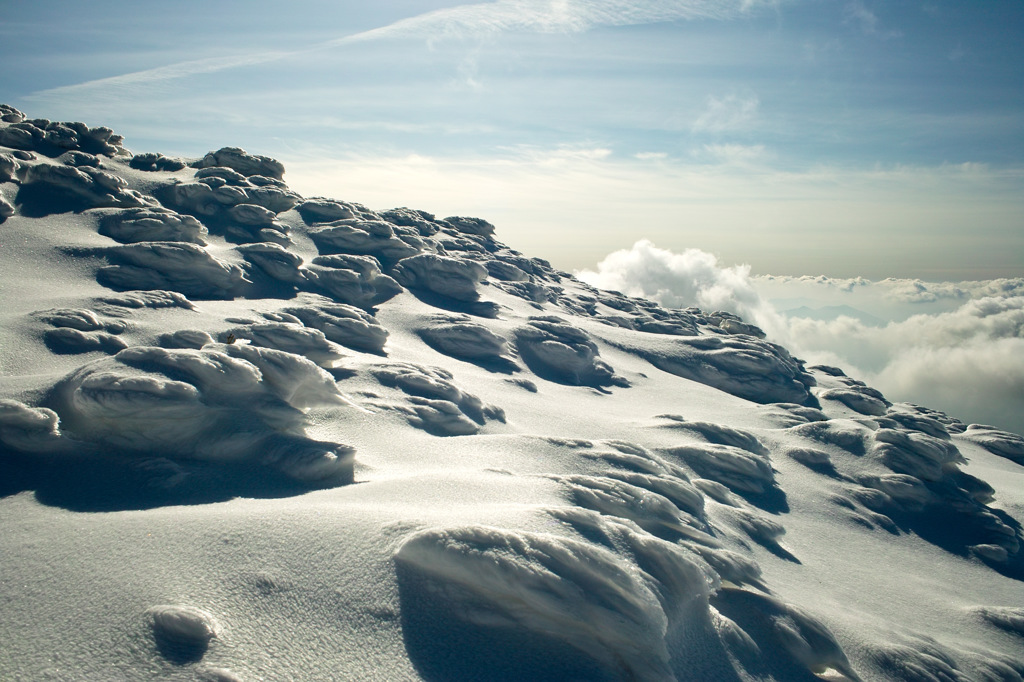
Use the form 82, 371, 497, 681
2, 105, 1023, 681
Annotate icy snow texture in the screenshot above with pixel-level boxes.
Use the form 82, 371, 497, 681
145, 604, 219, 662
392, 253, 488, 302
395, 523, 714, 682
99, 207, 208, 245
960, 424, 1024, 464
306, 253, 403, 309
282, 301, 389, 354
195, 146, 286, 180
371, 363, 505, 436
21, 163, 150, 210
3, 107, 1023, 682
514, 317, 627, 388
45, 345, 356, 483
418, 314, 510, 363
98, 242, 249, 299
309, 219, 422, 264
611, 332, 817, 405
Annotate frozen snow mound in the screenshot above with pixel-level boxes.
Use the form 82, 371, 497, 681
219, 321, 346, 367
612, 333, 817, 405
417, 314, 512, 365
306, 254, 403, 309
44, 344, 356, 485
20, 163, 152, 212
394, 522, 716, 682
0, 111, 127, 156
35, 306, 129, 355
156, 165, 299, 244
282, 300, 389, 354
0, 399, 68, 454
960, 424, 1024, 464
514, 317, 628, 388
99, 207, 208, 245
309, 219, 423, 264
392, 253, 488, 302
195, 146, 286, 180
129, 152, 186, 172
97, 242, 250, 299
145, 604, 219, 663
370, 362, 505, 436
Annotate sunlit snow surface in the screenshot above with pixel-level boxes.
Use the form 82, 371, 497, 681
1, 104, 1023, 681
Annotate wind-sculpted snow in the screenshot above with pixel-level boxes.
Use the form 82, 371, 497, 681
485, 258, 530, 282
975, 606, 1024, 637
35, 307, 129, 355
145, 604, 219, 663
1, 152, 20, 182
664, 443, 776, 495
157, 166, 299, 243
379, 207, 443, 236
235, 242, 306, 285
296, 198, 359, 223
819, 388, 890, 416
514, 317, 627, 388
44, 344, 355, 484
443, 215, 496, 238
99, 207, 208, 245
0, 400, 67, 453
95, 289, 196, 311
157, 329, 215, 349
812, 366, 892, 416
552, 474, 709, 539
959, 424, 1024, 464
706, 311, 767, 339
128, 152, 186, 172
611, 332, 817, 405
371, 363, 504, 436
710, 588, 861, 681
97, 242, 249, 299
656, 415, 769, 455
0, 110, 126, 157
21, 163, 151, 211
395, 523, 716, 682
417, 314, 511, 365
871, 427, 964, 481
309, 219, 423, 264
4, 106, 1024, 681
789, 413, 1024, 574
306, 254, 403, 309
195, 146, 285, 180
392, 253, 488, 302
220, 322, 345, 367
282, 301, 389, 354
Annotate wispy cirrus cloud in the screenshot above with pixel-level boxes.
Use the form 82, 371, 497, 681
692, 93, 760, 133
27, 0, 776, 101
842, 0, 902, 39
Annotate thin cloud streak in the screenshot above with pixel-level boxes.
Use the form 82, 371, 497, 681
26, 0, 773, 101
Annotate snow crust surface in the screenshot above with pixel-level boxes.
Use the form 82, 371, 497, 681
1, 104, 1023, 681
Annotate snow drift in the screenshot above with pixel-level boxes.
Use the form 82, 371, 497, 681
1, 104, 1022, 681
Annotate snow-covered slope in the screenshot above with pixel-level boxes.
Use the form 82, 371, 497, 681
1, 104, 1022, 682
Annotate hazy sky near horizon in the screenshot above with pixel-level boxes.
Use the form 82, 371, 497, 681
3, 0, 1023, 278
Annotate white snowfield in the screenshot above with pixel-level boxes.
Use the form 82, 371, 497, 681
1, 103, 1022, 681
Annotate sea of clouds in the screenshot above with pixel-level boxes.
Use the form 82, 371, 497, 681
578, 240, 1024, 435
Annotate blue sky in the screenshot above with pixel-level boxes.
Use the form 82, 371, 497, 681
3, 0, 1023, 278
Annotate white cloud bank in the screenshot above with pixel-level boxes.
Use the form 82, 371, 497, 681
579, 240, 1024, 434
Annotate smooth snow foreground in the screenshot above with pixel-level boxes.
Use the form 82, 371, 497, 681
1, 104, 1023, 681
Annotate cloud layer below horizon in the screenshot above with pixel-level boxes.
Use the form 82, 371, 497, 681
579, 240, 1024, 434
